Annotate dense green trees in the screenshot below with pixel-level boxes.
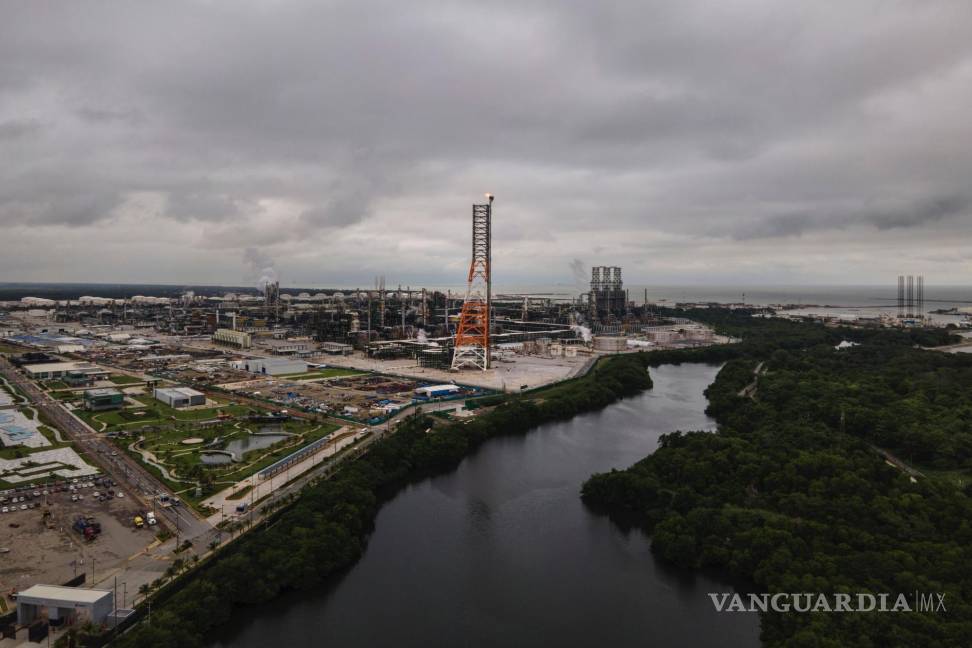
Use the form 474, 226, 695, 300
583, 313, 972, 646
110, 352, 654, 648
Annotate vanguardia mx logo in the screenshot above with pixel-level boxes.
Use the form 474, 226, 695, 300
708, 592, 947, 613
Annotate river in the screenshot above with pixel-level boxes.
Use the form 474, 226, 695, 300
213, 363, 759, 648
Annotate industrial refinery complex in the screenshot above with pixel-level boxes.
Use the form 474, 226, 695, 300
0, 196, 731, 644
2, 197, 957, 644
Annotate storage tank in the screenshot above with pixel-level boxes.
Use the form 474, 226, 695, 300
593, 335, 627, 352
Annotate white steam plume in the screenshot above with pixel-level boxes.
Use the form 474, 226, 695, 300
243, 247, 278, 289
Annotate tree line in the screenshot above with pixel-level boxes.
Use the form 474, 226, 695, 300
583, 311, 972, 646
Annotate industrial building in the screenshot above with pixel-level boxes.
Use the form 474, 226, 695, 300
213, 328, 252, 348
22, 361, 110, 380
256, 338, 312, 356
83, 387, 125, 411
154, 386, 207, 408
415, 384, 461, 398
589, 266, 627, 320
320, 341, 354, 355
239, 357, 307, 376
16, 584, 114, 626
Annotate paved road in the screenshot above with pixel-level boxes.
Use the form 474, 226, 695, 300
737, 361, 766, 399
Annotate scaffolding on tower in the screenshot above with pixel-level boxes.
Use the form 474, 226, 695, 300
452, 194, 493, 371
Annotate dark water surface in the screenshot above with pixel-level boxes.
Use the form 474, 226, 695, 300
214, 364, 759, 648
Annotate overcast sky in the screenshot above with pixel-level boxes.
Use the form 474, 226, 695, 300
2, 0, 971, 289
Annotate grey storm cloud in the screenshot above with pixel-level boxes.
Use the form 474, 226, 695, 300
0, 119, 43, 140
0, 0, 971, 285
730, 195, 972, 240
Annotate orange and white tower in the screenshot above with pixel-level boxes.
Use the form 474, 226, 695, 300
451, 194, 493, 371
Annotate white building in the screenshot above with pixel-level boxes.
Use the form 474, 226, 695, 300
240, 357, 307, 376
213, 328, 252, 349
415, 384, 461, 397
154, 386, 207, 408
17, 585, 114, 626
23, 362, 109, 380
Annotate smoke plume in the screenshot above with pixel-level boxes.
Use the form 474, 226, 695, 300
569, 258, 587, 291
243, 247, 278, 289
571, 324, 592, 342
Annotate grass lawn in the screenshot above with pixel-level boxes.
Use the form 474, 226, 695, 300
109, 374, 144, 385
117, 418, 340, 512
78, 396, 263, 432
43, 380, 69, 390
0, 342, 25, 354
0, 445, 35, 460
277, 368, 366, 380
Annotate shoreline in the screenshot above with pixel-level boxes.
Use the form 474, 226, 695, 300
107, 352, 658, 647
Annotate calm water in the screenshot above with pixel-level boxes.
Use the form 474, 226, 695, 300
223, 431, 288, 458
213, 364, 759, 648
201, 429, 288, 464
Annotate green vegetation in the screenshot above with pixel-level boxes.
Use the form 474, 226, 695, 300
583, 311, 972, 647
138, 419, 339, 489
110, 352, 654, 648
113, 417, 340, 510
77, 396, 255, 432
0, 445, 32, 461
109, 374, 144, 385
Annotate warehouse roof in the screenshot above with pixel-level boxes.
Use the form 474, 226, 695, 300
156, 386, 205, 398
85, 388, 122, 398
17, 585, 112, 605
23, 362, 105, 374
416, 384, 460, 393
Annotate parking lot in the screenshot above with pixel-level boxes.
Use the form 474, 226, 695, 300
0, 476, 157, 601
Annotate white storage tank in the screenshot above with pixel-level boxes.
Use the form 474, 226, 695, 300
593, 336, 627, 352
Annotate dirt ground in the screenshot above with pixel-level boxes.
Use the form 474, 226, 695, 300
0, 481, 155, 603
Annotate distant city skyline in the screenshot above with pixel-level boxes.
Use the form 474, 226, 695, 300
2, 1, 971, 285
